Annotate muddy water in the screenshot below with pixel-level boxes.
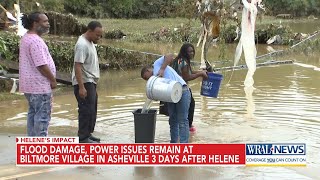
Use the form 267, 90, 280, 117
0, 43, 319, 178
285, 20, 320, 34
100, 40, 287, 66
257, 19, 320, 34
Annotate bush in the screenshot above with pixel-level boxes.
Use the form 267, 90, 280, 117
265, 0, 320, 16
19, 0, 64, 13
0, 32, 20, 61
1, 32, 160, 72
46, 11, 87, 36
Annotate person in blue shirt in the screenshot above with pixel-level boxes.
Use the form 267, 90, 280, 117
141, 54, 191, 143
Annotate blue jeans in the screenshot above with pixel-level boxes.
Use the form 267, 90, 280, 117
167, 87, 191, 143
24, 93, 52, 136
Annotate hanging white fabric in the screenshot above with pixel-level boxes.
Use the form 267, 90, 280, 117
234, 0, 261, 88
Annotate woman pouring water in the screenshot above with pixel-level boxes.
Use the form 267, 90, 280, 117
171, 43, 208, 132
141, 54, 191, 143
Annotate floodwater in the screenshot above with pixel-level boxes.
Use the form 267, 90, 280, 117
0, 42, 320, 179
257, 19, 320, 34
282, 20, 320, 34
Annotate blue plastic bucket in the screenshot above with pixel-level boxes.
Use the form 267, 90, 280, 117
200, 72, 223, 98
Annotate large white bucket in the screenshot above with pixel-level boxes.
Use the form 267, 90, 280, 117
146, 76, 182, 103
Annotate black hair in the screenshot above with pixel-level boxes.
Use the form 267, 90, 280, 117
21, 12, 42, 30
140, 65, 152, 79
174, 43, 195, 63
87, 21, 102, 31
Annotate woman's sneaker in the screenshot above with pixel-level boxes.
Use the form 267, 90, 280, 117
189, 126, 196, 133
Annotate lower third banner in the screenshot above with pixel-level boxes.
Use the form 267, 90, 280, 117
16, 144, 245, 166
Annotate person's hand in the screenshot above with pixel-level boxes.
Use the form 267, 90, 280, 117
50, 80, 57, 89
79, 87, 87, 99
202, 70, 208, 80
157, 69, 165, 77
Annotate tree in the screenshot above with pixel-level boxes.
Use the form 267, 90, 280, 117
264, 0, 320, 16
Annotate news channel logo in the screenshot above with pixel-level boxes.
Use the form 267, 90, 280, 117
245, 143, 306, 166
246, 143, 306, 155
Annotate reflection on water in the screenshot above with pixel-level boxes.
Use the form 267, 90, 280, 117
0, 49, 320, 178
244, 86, 255, 119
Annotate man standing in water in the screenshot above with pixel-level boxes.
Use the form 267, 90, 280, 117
19, 12, 56, 136
72, 21, 103, 143
141, 54, 191, 143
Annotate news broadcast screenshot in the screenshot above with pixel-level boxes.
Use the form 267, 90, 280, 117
1, 0, 319, 179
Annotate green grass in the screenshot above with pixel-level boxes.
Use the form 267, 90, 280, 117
256, 15, 314, 24
79, 17, 200, 35
79, 16, 317, 35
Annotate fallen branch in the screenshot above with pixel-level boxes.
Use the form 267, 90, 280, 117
290, 30, 320, 48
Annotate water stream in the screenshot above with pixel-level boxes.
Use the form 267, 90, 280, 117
141, 98, 153, 113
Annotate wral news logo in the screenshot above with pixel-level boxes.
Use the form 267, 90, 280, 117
245, 143, 306, 166
246, 143, 306, 155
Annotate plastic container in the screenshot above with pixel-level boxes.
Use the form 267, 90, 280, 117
132, 109, 157, 143
200, 72, 223, 98
146, 76, 182, 103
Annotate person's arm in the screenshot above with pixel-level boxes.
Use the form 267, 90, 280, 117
157, 54, 174, 77
191, 69, 203, 74
37, 65, 57, 89
30, 39, 57, 89
74, 62, 87, 99
74, 43, 87, 99
181, 65, 207, 82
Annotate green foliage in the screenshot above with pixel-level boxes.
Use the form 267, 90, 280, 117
62, 0, 183, 18
5, 0, 320, 18
291, 38, 320, 53
46, 11, 87, 36
255, 25, 294, 44
19, 0, 65, 13
129, 23, 199, 44
63, 0, 88, 16
47, 41, 75, 72
40, 0, 65, 12
1, 0, 15, 9
175, 0, 198, 19
1, 32, 160, 72
0, 37, 7, 55
265, 0, 320, 16
104, 30, 126, 39
0, 33, 20, 61
103, 0, 135, 18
